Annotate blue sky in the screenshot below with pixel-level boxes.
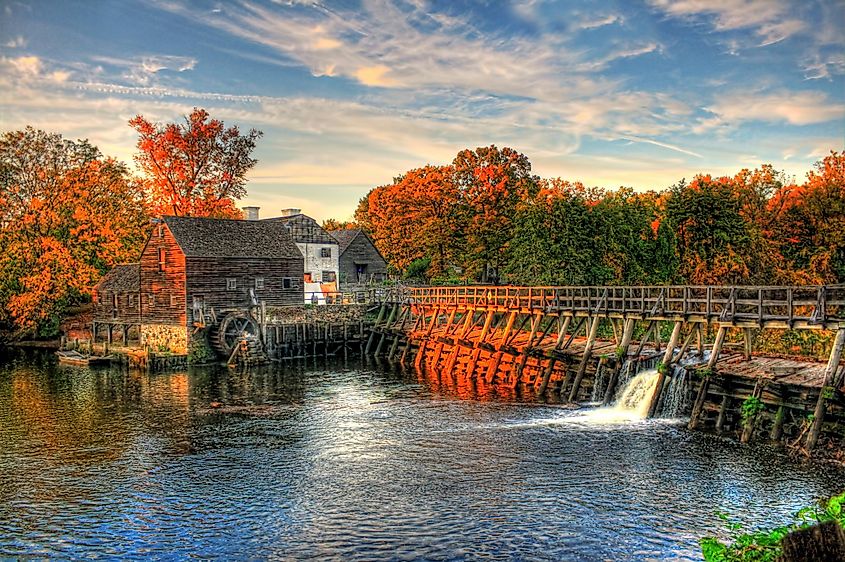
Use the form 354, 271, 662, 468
1, 0, 843, 221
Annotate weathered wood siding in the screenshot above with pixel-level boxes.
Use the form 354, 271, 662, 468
93, 291, 140, 324
186, 256, 304, 322
140, 224, 187, 325
339, 234, 388, 284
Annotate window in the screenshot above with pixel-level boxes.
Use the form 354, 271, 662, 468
148, 294, 155, 308
227, 278, 237, 290
322, 271, 336, 282
282, 277, 292, 289
113, 294, 118, 308
255, 277, 264, 290
321, 247, 332, 258
157, 225, 163, 238
158, 248, 166, 271
170, 294, 177, 307
128, 294, 135, 307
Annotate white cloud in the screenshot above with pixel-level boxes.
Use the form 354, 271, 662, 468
4, 35, 26, 48
578, 13, 623, 30
699, 90, 845, 129
140, 55, 197, 73
5, 55, 42, 75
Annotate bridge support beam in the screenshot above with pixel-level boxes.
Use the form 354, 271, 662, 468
689, 325, 727, 430
806, 328, 845, 450
648, 320, 683, 418
568, 316, 601, 402
603, 318, 636, 405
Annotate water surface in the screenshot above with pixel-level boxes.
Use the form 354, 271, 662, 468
1, 349, 841, 560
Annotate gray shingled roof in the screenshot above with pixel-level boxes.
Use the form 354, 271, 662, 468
162, 216, 302, 259
264, 213, 338, 245
329, 229, 363, 255
96, 263, 140, 293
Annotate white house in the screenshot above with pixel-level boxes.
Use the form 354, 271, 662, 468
262, 209, 340, 286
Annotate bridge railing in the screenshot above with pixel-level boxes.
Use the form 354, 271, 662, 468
407, 285, 845, 326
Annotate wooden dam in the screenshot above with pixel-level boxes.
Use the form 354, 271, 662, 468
367, 285, 845, 452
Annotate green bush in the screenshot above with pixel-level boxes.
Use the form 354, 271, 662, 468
701, 492, 845, 561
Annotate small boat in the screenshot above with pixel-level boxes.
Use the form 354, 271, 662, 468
56, 350, 112, 367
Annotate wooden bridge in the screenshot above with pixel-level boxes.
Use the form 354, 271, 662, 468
367, 284, 845, 451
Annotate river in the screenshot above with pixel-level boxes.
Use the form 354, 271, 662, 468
1, 349, 842, 560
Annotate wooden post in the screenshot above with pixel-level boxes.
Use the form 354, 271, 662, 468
672, 325, 698, 364
554, 315, 572, 349
806, 328, 845, 450
648, 320, 683, 418
486, 351, 503, 383
536, 357, 557, 396
603, 318, 636, 405
743, 328, 753, 360
364, 303, 385, 355
498, 311, 518, 349
430, 342, 445, 369
567, 316, 601, 402
477, 310, 495, 344
414, 340, 427, 369
770, 404, 786, 441
741, 379, 764, 444
696, 324, 704, 356
688, 325, 727, 430
715, 395, 730, 432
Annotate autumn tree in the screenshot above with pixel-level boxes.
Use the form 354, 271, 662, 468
322, 218, 360, 231
769, 151, 845, 283
130, 108, 262, 218
364, 165, 462, 278
664, 176, 754, 284
0, 128, 149, 337
453, 146, 538, 282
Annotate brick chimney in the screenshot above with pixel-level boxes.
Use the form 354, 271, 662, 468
242, 206, 260, 220
280, 208, 301, 217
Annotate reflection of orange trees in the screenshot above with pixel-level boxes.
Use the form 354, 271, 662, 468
7, 369, 130, 464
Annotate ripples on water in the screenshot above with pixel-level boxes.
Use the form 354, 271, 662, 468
1, 349, 842, 561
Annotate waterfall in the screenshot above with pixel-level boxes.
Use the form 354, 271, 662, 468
612, 355, 659, 402
656, 366, 690, 418
612, 369, 661, 418
591, 362, 607, 402
578, 369, 661, 423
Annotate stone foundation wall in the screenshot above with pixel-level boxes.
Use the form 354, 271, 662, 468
266, 304, 368, 325
141, 324, 188, 354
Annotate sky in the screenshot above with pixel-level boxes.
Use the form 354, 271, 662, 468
1, 0, 843, 222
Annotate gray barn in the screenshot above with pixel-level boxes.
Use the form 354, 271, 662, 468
330, 229, 388, 285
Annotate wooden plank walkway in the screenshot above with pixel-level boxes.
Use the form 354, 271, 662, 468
407, 285, 845, 329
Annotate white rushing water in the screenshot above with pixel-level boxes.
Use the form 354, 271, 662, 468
576, 368, 661, 424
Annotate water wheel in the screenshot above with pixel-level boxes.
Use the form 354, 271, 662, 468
211, 312, 260, 358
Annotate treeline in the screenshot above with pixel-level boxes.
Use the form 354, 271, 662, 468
343, 146, 844, 287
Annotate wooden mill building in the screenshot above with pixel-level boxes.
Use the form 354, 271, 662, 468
329, 229, 388, 285
93, 215, 304, 353
92, 263, 141, 343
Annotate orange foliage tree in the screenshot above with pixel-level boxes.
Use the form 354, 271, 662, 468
130, 108, 262, 219
0, 128, 149, 337
769, 151, 845, 283
453, 146, 538, 282
364, 165, 462, 279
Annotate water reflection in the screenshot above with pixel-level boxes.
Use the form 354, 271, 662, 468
1, 348, 842, 560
